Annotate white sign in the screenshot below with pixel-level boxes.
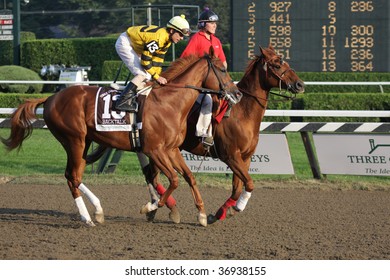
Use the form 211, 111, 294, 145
0, 15, 13, 20
0, 14, 13, 40
313, 134, 390, 176
0, 35, 13, 40
181, 134, 294, 174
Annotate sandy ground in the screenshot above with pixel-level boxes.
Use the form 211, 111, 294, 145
0, 181, 390, 260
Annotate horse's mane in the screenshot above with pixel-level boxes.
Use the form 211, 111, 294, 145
238, 55, 262, 91
162, 55, 201, 81
237, 54, 268, 113
243, 55, 262, 78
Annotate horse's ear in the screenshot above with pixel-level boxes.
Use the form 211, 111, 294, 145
259, 46, 265, 57
268, 44, 274, 51
208, 46, 215, 58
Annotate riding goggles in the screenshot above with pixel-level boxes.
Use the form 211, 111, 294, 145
170, 24, 191, 36
178, 28, 191, 36
199, 14, 219, 22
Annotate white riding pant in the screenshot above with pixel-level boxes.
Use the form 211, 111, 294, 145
115, 32, 151, 86
196, 94, 213, 138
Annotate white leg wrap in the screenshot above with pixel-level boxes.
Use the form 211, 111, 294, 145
235, 190, 252, 212
79, 183, 102, 213
74, 196, 92, 222
148, 183, 159, 202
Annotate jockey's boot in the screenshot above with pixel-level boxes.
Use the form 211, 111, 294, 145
115, 82, 138, 111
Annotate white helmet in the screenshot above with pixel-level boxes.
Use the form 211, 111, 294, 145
167, 14, 191, 36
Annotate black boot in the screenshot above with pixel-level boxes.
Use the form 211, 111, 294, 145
115, 82, 138, 111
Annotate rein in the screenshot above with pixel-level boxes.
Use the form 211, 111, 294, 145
235, 55, 299, 108
163, 83, 226, 97
159, 56, 240, 104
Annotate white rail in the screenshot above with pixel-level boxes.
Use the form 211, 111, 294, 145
264, 110, 390, 117
1, 108, 390, 117
1, 80, 390, 86
1, 80, 389, 93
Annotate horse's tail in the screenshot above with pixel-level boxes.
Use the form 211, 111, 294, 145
85, 144, 109, 164
1, 97, 48, 152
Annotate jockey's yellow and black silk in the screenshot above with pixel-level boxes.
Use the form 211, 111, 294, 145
126, 25, 172, 80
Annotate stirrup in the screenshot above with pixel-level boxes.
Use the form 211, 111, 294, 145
115, 99, 138, 112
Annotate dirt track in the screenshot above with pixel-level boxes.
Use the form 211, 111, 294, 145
0, 182, 390, 260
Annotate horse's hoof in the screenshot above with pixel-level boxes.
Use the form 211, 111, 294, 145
95, 211, 105, 224
207, 214, 218, 225
146, 209, 157, 222
198, 213, 207, 227
226, 206, 239, 218
85, 220, 96, 227
169, 206, 181, 224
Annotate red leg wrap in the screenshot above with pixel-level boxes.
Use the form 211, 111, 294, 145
215, 198, 237, 220
155, 184, 176, 209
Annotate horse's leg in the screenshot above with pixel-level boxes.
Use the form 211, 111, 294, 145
140, 148, 206, 226
145, 160, 180, 223
137, 153, 180, 223
208, 156, 253, 224
140, 150, 179, 214
81, 140, 104, 223
207, 174, 242, 224
226, 158, 254, 212
65, 160, 95, 226
168, 149, 207, 226
64, 138, 103, 226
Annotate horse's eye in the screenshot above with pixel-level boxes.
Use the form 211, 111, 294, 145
274, 65, 281, 69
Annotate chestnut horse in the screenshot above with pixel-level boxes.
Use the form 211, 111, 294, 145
142, 45, 304, 223
1, 52, 240, 227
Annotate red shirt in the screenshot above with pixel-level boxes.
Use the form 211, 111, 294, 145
180, 31, 226, 63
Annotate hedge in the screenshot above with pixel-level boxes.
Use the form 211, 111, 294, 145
18, 36, 230, 82
0, 32, 36, 66
21, 38, 119, 82
0, 93, 50, 118
0, 65, 43, 93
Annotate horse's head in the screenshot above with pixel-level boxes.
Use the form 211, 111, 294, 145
259, 45, 305, 94
202, 47, 242, 105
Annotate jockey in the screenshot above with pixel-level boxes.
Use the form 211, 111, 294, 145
115, 15, 190, 111
180, 9, 227, 147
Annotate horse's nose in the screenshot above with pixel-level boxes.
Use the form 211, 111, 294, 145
294, 81, 305, 93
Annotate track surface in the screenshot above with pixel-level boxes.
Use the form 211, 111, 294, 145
0, 182, 390, 260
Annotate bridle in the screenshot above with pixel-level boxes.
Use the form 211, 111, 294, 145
163, 55, 242, 105
262, 55, 298, 100
186, 55, 242, 105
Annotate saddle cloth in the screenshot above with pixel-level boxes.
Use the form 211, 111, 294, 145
94, 86, 152, 131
